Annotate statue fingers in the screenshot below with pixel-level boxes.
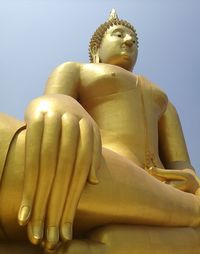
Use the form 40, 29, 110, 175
60, 117, 93, 241
152, 168, 186, 180
88, 125, 102, 184
167, 179, 188, 191
44, 113, 80, 250
28, 112, 61, 245
18, 112, 44, 226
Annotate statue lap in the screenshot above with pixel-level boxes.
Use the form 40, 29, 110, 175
0, 117, 200, 253
55, 225, 200, 254
1, 225, 200, 254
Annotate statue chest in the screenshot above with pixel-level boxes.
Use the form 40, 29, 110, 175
79, 64, 167, 123
79, 63, 137, 100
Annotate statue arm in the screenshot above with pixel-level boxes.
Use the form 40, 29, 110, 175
155, 101, 200, 194
17, 62, 102, 250
158, 101, 193, 170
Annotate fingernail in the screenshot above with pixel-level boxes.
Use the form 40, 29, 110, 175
47, 226, 59, 243
61, 223, 72, 241
45, 226, 59, 250
32, 223, 44, 243
18, 206, 30, 225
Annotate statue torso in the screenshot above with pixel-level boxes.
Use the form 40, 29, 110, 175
79, 63, 168, 168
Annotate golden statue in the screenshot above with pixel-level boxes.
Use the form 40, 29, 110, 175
1, 9, 200, 254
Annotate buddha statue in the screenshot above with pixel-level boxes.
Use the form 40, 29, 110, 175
1, 9, 200, 254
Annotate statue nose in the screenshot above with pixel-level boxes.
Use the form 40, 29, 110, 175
124, 35, 134, 47
125, 40, 133, 47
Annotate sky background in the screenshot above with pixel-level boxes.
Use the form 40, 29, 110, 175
1, 0, 200, 173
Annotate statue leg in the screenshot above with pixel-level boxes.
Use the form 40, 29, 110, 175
75, 147, 200, 234
0, 130, 200, 238
87, 225, 200, 254
1, 227, 200, 254
54, 225, 200, 254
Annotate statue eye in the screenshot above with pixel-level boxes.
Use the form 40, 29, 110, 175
114, 32, 122, 38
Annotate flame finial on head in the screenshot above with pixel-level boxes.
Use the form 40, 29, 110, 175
108, 9, 119, 21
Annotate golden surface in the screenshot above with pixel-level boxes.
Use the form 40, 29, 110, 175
1, 9, 200, 253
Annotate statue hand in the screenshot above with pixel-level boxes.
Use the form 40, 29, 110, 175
151, 167, 200, 194
17, 94, 101, 250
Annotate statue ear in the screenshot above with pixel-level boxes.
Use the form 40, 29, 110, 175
91, 47, 100, 63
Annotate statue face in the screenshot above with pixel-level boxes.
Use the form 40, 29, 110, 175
98, 25, 138, 71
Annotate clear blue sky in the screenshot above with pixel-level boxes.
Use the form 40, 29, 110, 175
1, 0, 200, 173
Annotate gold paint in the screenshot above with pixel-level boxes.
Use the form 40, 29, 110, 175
0, 9, 200, 254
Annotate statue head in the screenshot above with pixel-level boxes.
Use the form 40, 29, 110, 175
89, 9, 138, 71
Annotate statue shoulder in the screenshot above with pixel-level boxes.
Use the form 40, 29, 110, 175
52, 61, 83, 73
45, 61, 85, 96
164, 100, 179, 117
48, 61, 93, 81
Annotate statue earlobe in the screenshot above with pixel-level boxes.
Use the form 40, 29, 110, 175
94, 53, 100, 63
90, 45, 100, 63
92, 48, 100, 63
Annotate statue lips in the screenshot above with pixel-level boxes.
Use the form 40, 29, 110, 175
120, 48, 133, 61
121, 53, 130, 62
121, 45, 133, 57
